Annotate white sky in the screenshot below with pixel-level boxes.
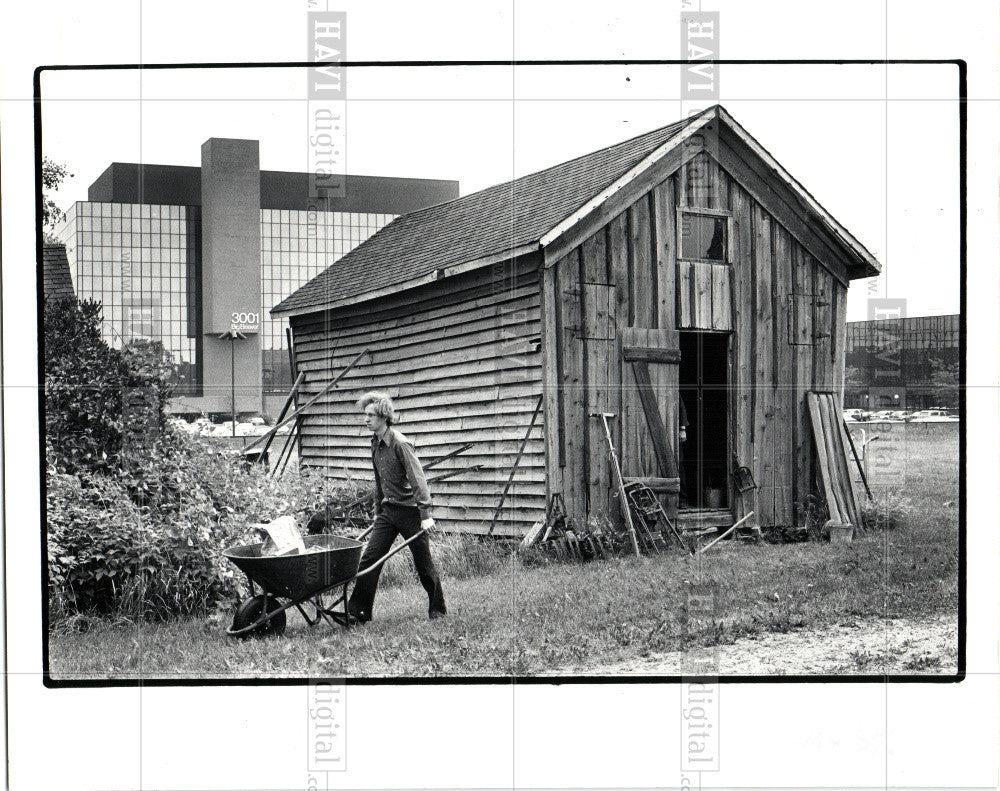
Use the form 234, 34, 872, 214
41, 61, 960, 322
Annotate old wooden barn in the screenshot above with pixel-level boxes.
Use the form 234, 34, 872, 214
272, 105, 880, 537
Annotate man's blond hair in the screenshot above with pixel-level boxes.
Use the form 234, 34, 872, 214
357, 391, 396, 425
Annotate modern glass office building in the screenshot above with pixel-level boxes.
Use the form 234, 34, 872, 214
56, 137, 458, 415
59, 201, 202, 394
843, 313, 960, 409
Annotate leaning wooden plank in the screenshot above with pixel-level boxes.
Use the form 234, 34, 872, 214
827, 394, 863, 527
255, 370, 306, 460
519, 520, 547, 549
818, 392, 852, 526
807, 392, 842, 523
826, 394, 862, 523
244, 348, 371, 453
815, 392, 846, 523
696, 512, 755, 555
488, 393, 544, 536
630, 360, 677, 478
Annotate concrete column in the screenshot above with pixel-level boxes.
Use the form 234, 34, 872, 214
200, 138, 262, 413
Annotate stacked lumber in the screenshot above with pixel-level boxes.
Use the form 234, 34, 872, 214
806, 392, 862, 530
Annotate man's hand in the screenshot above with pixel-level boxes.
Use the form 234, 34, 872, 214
420, 517, 436, 534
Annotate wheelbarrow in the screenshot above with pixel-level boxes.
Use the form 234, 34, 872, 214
223, 526, 426, 638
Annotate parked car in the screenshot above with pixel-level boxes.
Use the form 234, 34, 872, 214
906, 409, 958, 422
843, 409, 866, 422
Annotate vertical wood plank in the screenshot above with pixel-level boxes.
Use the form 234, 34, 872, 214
752, 204, 774, 526
714, 163, 730, 211
542, 262, 563, 498
832, 285, 847, 401
732, 184, 755, 518
678, 261, 692, 328
772, 226, 795, 525
695, 262, 712, 328
813, 262, 833, 390
686, 152, 710, 208
581, 228, 608, 517
726, 179, 741, 520
791, 243, 811, 525
711, 264, 731, 330
608, 213, 629, 494
560, 248, 585, 525
653, 178, 677, 331
630, 196, 655, 329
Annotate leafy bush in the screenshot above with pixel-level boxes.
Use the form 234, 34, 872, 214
44, 297, 172, 476
47, 424, 370, 622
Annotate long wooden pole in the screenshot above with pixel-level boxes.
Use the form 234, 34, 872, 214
843, 419, 873, 501
242, 348, 371, 454
259, 371, 306, 462
272, 417, 300, 478
487, 394, 543, 536
355, 464, 484, 541
594, 412, 640, 557
332, 443, 476, 514
696, 511, 754, 555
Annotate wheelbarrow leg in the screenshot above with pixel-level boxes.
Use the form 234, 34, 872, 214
340, 582, 351, 629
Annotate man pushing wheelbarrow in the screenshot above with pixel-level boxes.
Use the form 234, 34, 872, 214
346, 391, 447, 623
224, 391, 446, 638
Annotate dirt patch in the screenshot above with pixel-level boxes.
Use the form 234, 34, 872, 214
568, 614, 958, 676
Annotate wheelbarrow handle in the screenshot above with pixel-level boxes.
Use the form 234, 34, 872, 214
354, 528, 429, 579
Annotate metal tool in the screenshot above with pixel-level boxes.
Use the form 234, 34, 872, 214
592, 412, 641, 557
624, 481, 692, 555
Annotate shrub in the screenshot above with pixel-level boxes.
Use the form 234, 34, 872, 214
47, 425, 372, 622
44, 297, 172, 476
46, 468, 235, 621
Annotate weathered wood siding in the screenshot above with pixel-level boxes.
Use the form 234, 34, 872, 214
544, 146, 852, 529
290, 254, 545, 536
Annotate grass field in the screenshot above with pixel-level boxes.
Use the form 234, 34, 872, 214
48, 422, 959, 679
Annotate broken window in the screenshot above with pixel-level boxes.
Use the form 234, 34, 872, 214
679, 211, 728, 262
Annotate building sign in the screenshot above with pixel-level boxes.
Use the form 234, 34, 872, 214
230, 311, 260, 333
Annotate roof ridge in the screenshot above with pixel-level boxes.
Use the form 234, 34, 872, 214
393, 116, 695, 224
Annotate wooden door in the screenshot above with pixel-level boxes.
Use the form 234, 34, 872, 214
619, 327, 681, 520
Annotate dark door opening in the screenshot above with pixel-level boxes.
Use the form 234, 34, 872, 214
679, 332, 729, 510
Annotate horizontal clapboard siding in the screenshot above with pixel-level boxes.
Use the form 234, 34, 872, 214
290, 254, 545, 536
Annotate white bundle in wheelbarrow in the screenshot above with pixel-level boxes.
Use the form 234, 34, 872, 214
255, 515, 326, 556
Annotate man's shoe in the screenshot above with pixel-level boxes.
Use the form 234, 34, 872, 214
331, 611, 367, 626
429, 609, 447, 620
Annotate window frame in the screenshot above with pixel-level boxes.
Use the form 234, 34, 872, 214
676, 207, 735, 265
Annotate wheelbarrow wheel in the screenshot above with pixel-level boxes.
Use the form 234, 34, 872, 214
232, 595, 286, 638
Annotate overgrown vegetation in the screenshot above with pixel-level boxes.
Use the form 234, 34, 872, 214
44, 296, 366, 621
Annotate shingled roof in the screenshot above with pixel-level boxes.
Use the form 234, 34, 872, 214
272, 115, 698, 316
42, 244, 76, 301
273, 104, 880, 317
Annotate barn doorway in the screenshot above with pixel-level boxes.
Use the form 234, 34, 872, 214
679, 332, 730, 510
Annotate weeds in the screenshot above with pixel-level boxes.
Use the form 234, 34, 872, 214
860, 489, 914, 531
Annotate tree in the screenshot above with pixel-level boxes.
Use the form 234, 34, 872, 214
42, 156, 73, 242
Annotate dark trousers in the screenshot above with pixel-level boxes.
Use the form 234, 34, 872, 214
348, 503, 446, 620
